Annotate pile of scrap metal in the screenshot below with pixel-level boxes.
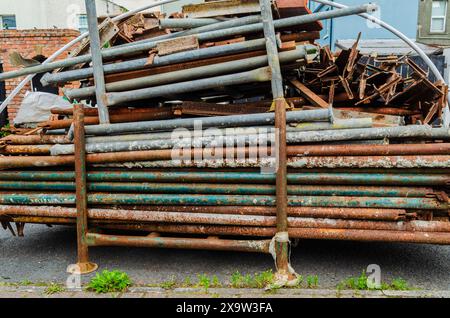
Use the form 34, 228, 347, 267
0, 0, 449, 264
300, 35, 449, 125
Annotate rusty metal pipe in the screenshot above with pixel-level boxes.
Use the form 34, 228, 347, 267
39, 108, 174, 130
0, 171, 447, 186
99, 224, 450, 244
287, 155, 450, 169
86, 233, 271, 253
288, 228, 450, 245
97, 155, 450, 169
0, 205, 408, 221
288, 143, 450, 157
73, 103, 92, 269
0, 193, 445, 209
3, 207, 443, 232
6, 213, 450, 235
0, 181, 434, 198
0, 145, 53, 155
0, 134, 69, 145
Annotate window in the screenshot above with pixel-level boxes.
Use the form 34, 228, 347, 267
78, 14, 88, 33
0, 15, 17, 30
431, 0, 448, 32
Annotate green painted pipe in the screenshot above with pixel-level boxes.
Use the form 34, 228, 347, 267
0, 181, 436, 197
0, 171, 448, 186
0, 193, 446, 210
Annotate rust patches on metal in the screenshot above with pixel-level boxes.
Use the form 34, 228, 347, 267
288, 143, 450, 157
86, 233, 271, 253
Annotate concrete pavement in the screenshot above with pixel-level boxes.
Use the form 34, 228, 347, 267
1, 224, 450, 291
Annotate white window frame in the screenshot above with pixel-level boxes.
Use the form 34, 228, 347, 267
430, 0, 448, 33
78, 14, 88, 33
0, 15, 17, 30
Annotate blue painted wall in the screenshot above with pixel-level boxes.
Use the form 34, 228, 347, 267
309, 0, 419, 47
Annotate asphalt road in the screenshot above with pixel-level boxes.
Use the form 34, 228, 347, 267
1, 224, 449, 290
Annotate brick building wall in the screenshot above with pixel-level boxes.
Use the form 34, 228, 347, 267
0, 29, 80, 123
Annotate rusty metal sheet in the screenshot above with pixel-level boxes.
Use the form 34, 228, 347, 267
156, 35, 199, 57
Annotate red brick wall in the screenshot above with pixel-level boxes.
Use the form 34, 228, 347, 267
0, 29, 80, 122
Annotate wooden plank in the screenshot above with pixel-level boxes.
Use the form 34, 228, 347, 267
290, 79, 329, 108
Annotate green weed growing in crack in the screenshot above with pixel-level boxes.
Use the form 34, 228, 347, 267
389, 278, 411, 291
211, 275, 222, 288
44, 283, 65, 295
160, 276, 177, 290
306, 275, 319, 289
196, 274, 211, 292
87, 270, 132, 294
182, 276, 193, 288
337, 270, 414, 291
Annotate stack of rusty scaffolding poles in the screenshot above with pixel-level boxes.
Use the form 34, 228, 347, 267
2, 215, 450, 245
0, 192, 446, 210
49, 128, 450, 157
0, 171, 447, 186
63, 44, 315, 99
3, 205, 450, 237
4, 137, 450, 159
104, 67, 274, 106
156, 15, 262, 39
82, 108, 331, 136
0, 4, 376, 83
81, 122, 448, 142
4, 208, 450, 232
41, 39, 273, 86
81, 119, 371, 144
99, 225, 450, 245
0, 204, 447, 231
0, 182, 436, 197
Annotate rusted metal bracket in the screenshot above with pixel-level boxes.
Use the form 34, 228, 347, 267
15, 222, 25, 237
1, 221, 16, 236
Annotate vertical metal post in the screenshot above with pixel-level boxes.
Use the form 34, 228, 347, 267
85, 0, 110, 124
259, 0, 292, 279
73, 104, 97, 274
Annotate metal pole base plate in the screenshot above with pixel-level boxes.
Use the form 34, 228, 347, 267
68, 262, 98, 275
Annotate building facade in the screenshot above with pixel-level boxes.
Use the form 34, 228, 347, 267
0, 0, 124, 32
417, 0, 450, 46
111, 0, 162, 13
308, 0, 420, 47
0, 29, 81, 123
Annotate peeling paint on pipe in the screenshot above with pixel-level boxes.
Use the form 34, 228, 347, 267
0, 193, 445, 209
